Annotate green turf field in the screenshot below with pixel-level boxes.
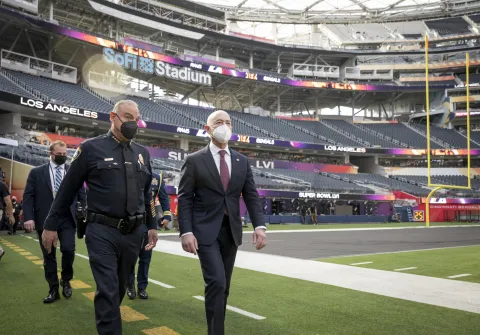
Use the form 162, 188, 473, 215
159, 221, 480, 233
319, 245, 480, 284
1, 234, 479, 335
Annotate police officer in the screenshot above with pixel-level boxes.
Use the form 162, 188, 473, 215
42, 100, 158, 335
127, 170, 171, 300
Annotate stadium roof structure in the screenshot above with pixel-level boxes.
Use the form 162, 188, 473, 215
190, 0, 480, 24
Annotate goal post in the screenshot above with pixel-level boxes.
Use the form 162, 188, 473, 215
424, 35, 472, 227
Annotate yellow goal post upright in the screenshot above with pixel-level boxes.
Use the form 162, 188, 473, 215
424, 34, 472, 227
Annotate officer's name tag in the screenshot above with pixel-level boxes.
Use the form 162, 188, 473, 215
104, 158, 114, 161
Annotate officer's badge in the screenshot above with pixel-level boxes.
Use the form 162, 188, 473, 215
138, 153, 144, 165
72, 147, 82, 162
151, 178, 158, 186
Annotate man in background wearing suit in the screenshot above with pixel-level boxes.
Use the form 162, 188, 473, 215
178, 110, 267, 335
23, 140, 86, 303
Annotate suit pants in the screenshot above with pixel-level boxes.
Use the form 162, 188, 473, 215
37, 225, 76, 292
85, 222, 143, 335
197, 215, 238, 335
128, 232, 152, 291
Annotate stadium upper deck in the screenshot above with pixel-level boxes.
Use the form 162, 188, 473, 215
0, 0, 478, 154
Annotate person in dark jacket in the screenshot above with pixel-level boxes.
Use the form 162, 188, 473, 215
23, 140, 86, 303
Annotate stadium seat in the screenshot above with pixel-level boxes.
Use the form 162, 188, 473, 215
0, 74, 37, 98
5, 70, 113, 112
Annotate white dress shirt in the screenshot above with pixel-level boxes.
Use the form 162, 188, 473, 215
181, 143, 266, 237
209, 141, 232, 178
49, 160, 66, 197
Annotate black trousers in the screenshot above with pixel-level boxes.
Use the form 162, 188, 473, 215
197, 215, 238, 335
37, 225, 76, 292
85, 222, 143, 335
128, 232, 152, 291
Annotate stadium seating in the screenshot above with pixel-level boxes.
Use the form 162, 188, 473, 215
395, 175, 480, 190
259, 169, 371, 193
5, 70, 113, 112
360, 123, 442, 149
470, 131, 480, 144
159, 101, 325, 143
158, 101, 270, 139
287, 120, 360, 146
0, 73, 36, 98
425, 17, 472, 36
322, 120, 398, 148
470, 14, 480, 23
0, 143, 50, 166
334, 173, 430, 195
409, 123, 478, 148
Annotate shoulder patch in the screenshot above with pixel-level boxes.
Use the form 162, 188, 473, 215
72, 147, 82, 162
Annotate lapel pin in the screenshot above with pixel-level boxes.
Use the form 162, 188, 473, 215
236, 158, 239, 161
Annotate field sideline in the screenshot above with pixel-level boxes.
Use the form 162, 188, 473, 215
158, 221, 480, 235
319, 245, 480, 283
1, 229, 480, 335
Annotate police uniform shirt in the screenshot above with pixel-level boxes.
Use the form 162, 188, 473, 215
43, 131, 156, 231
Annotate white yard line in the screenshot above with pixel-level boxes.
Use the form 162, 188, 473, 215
148, 278, 175, 289
351, 262, 373, 266
448, 274, 472, 279
320, 244, 480, 259
394, 267, 418, 272
193, 296, 265, 320
75, 253, 90, 260
155, 240, 480, 314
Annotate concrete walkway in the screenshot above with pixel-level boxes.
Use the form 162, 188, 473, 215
155, 240, 480, 314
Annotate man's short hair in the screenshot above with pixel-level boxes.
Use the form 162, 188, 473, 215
49, 140, 66, 153
113, 100, 138, 114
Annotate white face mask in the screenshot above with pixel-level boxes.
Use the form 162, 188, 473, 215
212, 124, 232, 144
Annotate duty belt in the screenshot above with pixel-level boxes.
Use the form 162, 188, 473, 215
87, 212, 144, 234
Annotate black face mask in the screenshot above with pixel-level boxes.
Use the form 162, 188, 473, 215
115, 115, 138, 140
53, 154, 67, 165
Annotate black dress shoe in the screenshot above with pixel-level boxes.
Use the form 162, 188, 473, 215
127, 285, 136, 300
0, 250, 5, 261
60, 280, 72, 299
138, 290, 148, 300
44, 290, 60, 304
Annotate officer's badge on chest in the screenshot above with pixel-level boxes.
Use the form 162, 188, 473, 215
138, 153, 144, 166
151, 178, 158, 186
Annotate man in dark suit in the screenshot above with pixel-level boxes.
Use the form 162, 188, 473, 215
178, 110, 267, 335
23, 140, 86, 303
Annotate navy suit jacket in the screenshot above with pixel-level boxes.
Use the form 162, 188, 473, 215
23, 163, 86, 231
177, 145, 265, 246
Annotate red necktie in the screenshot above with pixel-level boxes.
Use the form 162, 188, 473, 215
219, 150, 230, 192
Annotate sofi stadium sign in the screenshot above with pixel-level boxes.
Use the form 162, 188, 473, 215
103, 48, 212, 86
